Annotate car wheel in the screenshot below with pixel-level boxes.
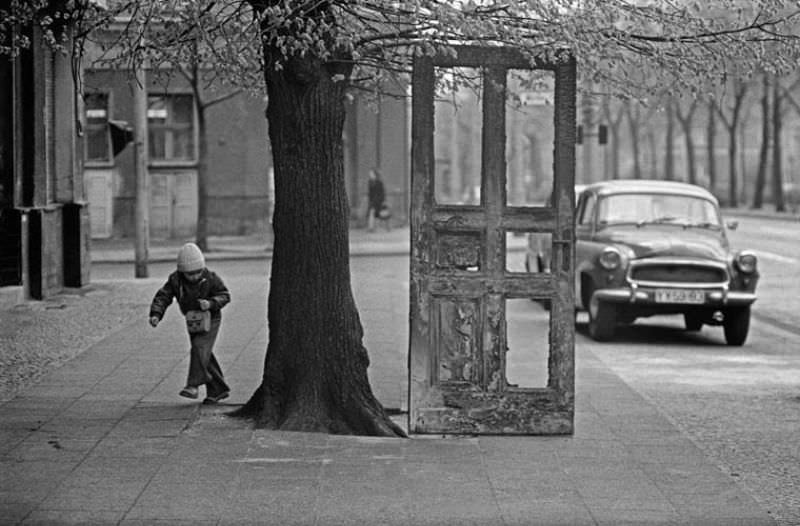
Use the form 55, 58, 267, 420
723, 306, 750, 346
684, 312, 703, 332
588, 293, 616, 341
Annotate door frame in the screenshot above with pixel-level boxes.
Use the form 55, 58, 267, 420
408, 45, 577, 435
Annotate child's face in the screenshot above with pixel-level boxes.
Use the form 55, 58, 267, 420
182, 269, 204, 283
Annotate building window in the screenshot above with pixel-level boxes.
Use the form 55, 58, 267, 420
148, 94, 195, 161
84, 93, 111, 163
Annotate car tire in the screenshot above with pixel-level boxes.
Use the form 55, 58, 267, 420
684, 312, 703, 332
588, 293, 616, 341
723, 306, 750, 346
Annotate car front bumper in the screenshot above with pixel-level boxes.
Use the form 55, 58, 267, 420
592, 287, 757, 307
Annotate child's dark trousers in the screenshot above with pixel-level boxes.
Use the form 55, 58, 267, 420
187, 318, 229, 397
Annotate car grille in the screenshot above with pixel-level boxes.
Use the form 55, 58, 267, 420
629, 261, 728, 285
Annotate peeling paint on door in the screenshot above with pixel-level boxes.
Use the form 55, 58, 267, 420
409, 46, 577, 435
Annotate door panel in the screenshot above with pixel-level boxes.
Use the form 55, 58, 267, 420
149, 173, 170, 239
172, 171, 197, 238
149, 171, 197, 239
85, 169, 113, 239
409, 46, 577, 435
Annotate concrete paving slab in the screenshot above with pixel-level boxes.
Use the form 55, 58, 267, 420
20, 509, 126, 525
38, 479, 147, 511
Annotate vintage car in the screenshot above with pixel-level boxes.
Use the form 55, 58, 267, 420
574, 179, 758, 345
525, 184, 587, 275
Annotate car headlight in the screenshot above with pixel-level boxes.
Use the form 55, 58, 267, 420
599, 247, 622, 270
735, 251, 757, 274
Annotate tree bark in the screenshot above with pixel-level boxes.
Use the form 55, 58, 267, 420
231, 37, 404, 436
753, 75, 770, 209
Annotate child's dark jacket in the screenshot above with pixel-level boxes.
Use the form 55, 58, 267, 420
149, 269, 230, 322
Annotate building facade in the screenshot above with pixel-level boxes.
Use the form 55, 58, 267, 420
81, 67, 410, 240
0, 28, 91, 303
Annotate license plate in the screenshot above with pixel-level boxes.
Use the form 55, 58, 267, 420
655, 289, 705, 304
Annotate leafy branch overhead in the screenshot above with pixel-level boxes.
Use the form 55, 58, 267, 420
3, 0, 800, 95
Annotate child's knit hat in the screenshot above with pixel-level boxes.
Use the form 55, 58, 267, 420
177, 243, 205, 272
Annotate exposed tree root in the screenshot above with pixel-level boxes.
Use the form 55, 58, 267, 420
229, 383, 406, 437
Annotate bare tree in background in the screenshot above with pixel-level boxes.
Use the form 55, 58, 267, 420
664, 98, 676, 181
706, 100, 718, 195
753, 74, 771, 209
601, 95, 625, 179
674, 97, 699, 185
714, 81, 749, 206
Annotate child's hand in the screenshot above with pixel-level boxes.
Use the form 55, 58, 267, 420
149, 316, 160, 327
198, 299, 211, 311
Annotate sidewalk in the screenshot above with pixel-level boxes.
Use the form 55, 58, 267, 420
0, 248, 776, 525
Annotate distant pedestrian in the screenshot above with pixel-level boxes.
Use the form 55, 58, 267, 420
148, 243, 231, 404
366, 168, 391, 232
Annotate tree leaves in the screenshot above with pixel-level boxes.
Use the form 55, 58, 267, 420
3, 0, 800, 101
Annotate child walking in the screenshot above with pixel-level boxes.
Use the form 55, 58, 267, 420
149, 243, 231, 404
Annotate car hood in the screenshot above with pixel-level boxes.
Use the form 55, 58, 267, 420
596, 227, 729, 260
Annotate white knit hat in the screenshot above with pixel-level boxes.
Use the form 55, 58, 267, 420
177, 243, 205, 272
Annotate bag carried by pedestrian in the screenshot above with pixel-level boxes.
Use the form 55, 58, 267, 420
185, 310, 211, 333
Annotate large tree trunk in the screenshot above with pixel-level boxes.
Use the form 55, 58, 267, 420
232, 42, 404, 437
753, 75, 770, 209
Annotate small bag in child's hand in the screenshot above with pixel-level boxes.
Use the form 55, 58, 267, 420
185, 310, 211, 333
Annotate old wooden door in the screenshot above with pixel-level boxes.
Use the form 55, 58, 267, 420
150, 171, 197, 239
409, 46, 577, 435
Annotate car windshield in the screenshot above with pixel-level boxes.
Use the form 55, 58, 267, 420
596, 193, 721, 228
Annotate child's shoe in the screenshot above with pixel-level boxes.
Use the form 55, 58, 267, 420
203, 391, 230, 404
179, 386, 199, 399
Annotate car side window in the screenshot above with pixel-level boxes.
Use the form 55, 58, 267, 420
579, 193, 596, 225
